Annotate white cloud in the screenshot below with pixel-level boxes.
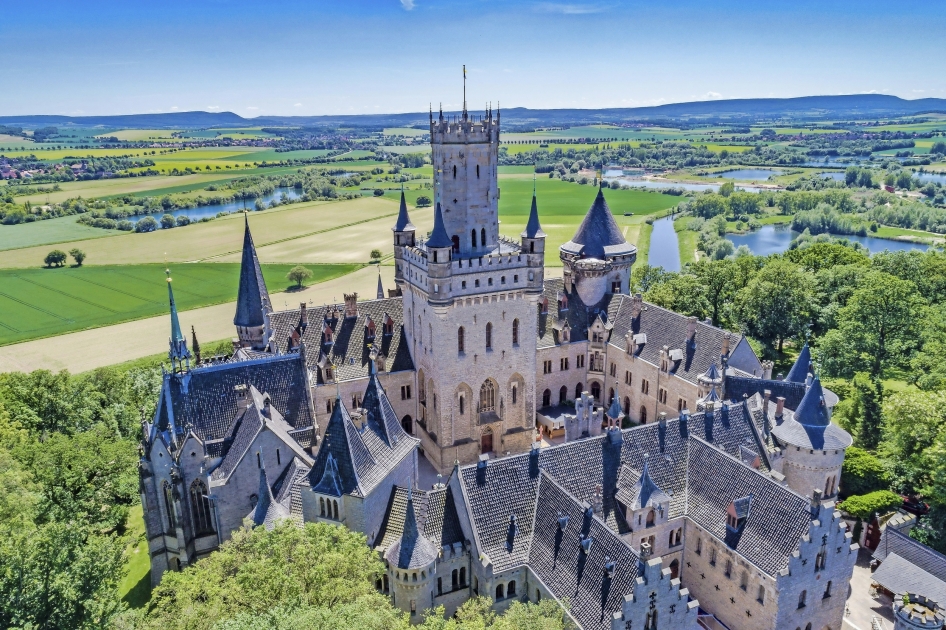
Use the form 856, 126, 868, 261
699, 91, 722, 100
206, 105, 220, 110
912, 89, 926, 93
294, 102, 303, 107
400, 0, 415, 9
246, 106, 259, 110
170, 106, 179, 110
535, 2, 608, 14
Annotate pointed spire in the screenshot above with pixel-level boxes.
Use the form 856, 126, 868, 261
793, 377, 830, 427
607, 384, 623, 421
393, 188, 415, 232
166, 268, 189, 370
250, 457, 289, 530
426, 202, 452, 249
376, 269, 384, 300
384, 485, 438, 569
521, 180, 546, 239
561, 187, 629, 260
234, 213, 272, 330
786, 343, 812, 383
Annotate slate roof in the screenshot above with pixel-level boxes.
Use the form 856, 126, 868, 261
426, 202, 452, 249
874, 527, 946, 599
726, 375, 807, 411
521, 193, 546, 239
560, 188, 635, 259
376, 485, 465, 552
274, 457, 310, 522
307, 389, 418, 498
248, 466, 291, 530
393, 190, 415, 232
269, 297, 413, 381
537, 281, 747, 388
383, 490, 440, 569
622, 460, 670, 511
234, 214, 271, 328
771, 378, 852, 451
159, 351, 314, 443
785, 343, 812, 383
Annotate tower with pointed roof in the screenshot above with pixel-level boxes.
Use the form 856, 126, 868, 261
391, 80, 544, 474
234, 214, 274, 351
166, 268, 189, 373
560, 187, 637, 305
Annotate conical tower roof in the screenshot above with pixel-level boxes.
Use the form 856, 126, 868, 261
166, 268, 188, 363
376, 270, 384, 300
607, 386, 623, 420
250, 463, 290, 530
793, 377, 830, 427
629, 460, 669, 510
384, 488, 438, 569
560, 188, 631, 259
393, 190, 415, 232
786, 343, 812, 383
426, 202, 452, 249
234, 214, 272, 328
521, 191, 545, 238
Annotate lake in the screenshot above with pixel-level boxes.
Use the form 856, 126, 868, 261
604, 176, 766, 194
128, 186, 303, 226
820, 172, 846, 181
647, 216, 681, 272
915, 172, 946, 184
707, 169, 784, 181
726, 224, 931, 256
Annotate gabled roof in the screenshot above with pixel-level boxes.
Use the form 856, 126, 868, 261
621, 460, 670, 511
560, 188, 634, 259
234, 214, 271, 328
521, 193, 546, 239
426, 202, 452, 249
361, 372, 409, 448
384, 489, 439, 569
873, 528, 946, 603
786, 343, 812, 383
376, 485, 465, 552
392, 190, 415, 232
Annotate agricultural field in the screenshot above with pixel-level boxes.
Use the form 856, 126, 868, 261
0, 262, 360, 345
383, 127, 429, 137
179, 127, 281, 139
0, 215, 120, 251
95, 129, 180, 141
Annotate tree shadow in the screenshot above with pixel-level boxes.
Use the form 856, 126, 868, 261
122, 570, 152, 609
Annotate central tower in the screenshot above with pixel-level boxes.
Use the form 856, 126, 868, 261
393, 80, 544, 475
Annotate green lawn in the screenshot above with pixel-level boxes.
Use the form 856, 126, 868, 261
0, 215, 118, 251
118, 504, 152, 609
675, 218, 699, 265
0, 262, 361, 346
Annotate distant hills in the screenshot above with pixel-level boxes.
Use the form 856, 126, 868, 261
3, 94, 946, 129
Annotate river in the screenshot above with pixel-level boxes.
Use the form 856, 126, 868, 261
647, 216, 681, 272
127, 186, 303, 226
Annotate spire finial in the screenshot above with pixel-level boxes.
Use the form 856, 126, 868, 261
462, 64, 467, 121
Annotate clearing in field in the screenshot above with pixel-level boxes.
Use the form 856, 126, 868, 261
0, 262, 360, 346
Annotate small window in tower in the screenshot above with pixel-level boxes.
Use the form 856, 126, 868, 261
453, 165, 457, 178
476, 164, 480, 178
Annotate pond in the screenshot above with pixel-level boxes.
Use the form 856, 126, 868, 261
647, 215, 681, 272
726, 224, 931, 256
819, 172, 847, 181
128, 186, 303, 226
915, 172, 946, 185
705, 169, 784, 181
604, 176, 766, 194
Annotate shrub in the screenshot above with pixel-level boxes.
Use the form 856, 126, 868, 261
415, 195, 431, 207
116, 220, 134, 231
160, 214, 176, 229
840, 446, 889, 497
43, 250, 67, 267
175, 215, 190, 227
841, 490, 902, 520
68, 248, 85, 266
373, 189, 384, 197
135, 216, 158, 232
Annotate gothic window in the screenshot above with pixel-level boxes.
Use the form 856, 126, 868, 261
481, 228, 486, 247
512, 385, 517, 404
485, 322, 492, 350
472, 229, 477, 248
333, 499, 339, 520
458, 327, 465, 353
560, 386, 568, 404
798, 590, 807, 609
591, 382, 600, 401
512, 319, 519, 345
757, 585, 765, 604
575, 383, 583, 399
640, 406, 648, 424
320, 497, 326, 516
480, 381, 496, 412
496, 583, 504, 600
668, 530, 675, 547
163, 481, 176, 532
459, 395, 465, 415
543, 389, 551, 407
460, 567, 466, 586
646, 509, 655, 527
190, 480, 214, 536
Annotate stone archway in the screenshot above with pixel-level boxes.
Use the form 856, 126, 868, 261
480, 427, 494, 453
401, 415, 413, 435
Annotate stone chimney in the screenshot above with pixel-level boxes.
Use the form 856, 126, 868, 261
762, 360, 773, 380
775, 396, 785, 417
811, 488, 823, 515
640, 541, 652, 561
343, 293, 358, 319
722, 332, 731, 357
763, 390, 771, 416
687, 316, 697, 345
658, 412, 667, 431
631, 293, 643, 319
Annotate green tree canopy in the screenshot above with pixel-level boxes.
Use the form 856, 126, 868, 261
44, 249, 67, 267
69, 247, 86, 266
841, 490, 902, 520
287, 265, 313, 288
732, 259, 817, 354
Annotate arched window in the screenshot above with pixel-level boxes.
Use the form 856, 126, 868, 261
452, 569, 458, 589
459, 395, 465, 415
458, 327, 465, 353
460, 567, 466, 586
481, 228, 486, 247
438, 577, 443, 595
646, 509, 655, 527
452, 234, 460, 253
472, 229, 477, 248
669, 559, 680, 579
476, 164, 480, 178
804, 624, 812, 630
320, 497, 326, 516
757, 585, 765, 604
163, 481, 176, 532
512, 385, 517, 404
485, 322, 492, 350
480, 381, 496, 412
575, 383, 583, 399
508, 580, 516, 596
798, 590, 807, 609
669, 531, 675, 547
543, 389, 551, 407
512, 319, 519, 345
640, 406, 648, 424
591, 382, 600, 401
496, 583, 505, 600
624, 397, 631, 415
190, 480, 214, 536
333, 499, 339, 520
560, 386, 568, 404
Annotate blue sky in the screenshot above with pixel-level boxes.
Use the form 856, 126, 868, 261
1, 0, 944, 117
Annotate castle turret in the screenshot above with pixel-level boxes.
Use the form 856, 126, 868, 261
560, 187, 636, 305
894, 594, 945, 630
521, 183, 547, 293
165, 267, 189, 373
234, 214, 274, 351
786, 342, 812, 383
386, 487, 438, 621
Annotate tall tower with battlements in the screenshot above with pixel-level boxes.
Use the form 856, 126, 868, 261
393, 80, 544, 474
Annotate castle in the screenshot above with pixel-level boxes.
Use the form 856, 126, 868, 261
140, 97, 858, 629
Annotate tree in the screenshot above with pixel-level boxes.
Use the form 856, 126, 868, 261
818, 271, 925, 380
370, 249, 383, 261
415, 195, 432, 207
136, 216, 158, 233
644, 274, 711, 321
692, 194, 726, 219
44, 249, 67, 267
879, 389, 946, 494
287, 265, 313, 288
840, 490, 902, 520
690, 259, 735, 326
931, 141, 946, 156
719, 181, 735, 197
160, 213, 176, 229
69, 248, 86, 266
373, 189, 385, 196
732, 259, 817, 354
840, 446, 889, 497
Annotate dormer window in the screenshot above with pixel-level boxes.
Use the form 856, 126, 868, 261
322, 323, 334, 344
365, 317, 376, 340
382, 314, 394, 336
540, 297, 548, 315
727, 496, 752, 532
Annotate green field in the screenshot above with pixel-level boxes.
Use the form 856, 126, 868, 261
0, 215, 118, 251
118, 505, 151, 609
0, 262, 360, 345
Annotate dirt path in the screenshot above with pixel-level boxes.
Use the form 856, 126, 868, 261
0, 265, 395, 374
